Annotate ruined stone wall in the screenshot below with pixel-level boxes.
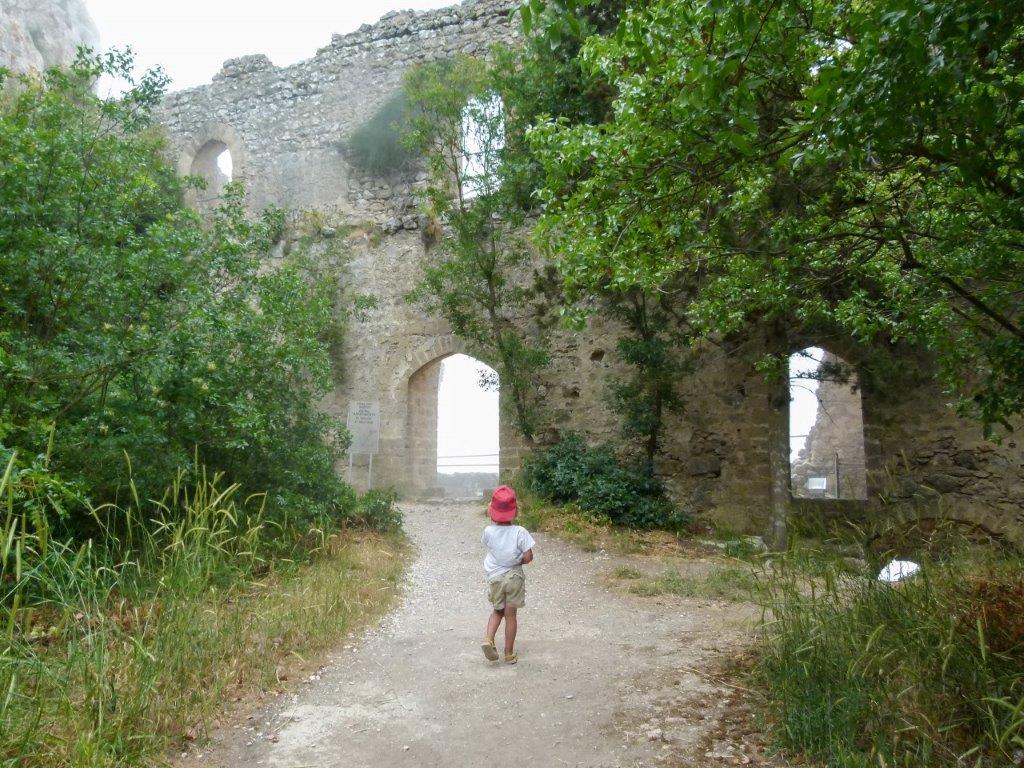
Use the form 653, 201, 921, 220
157, 0, 521, 498
862, 375, 1024, 545
156, 0, 1024, 542
158, 0, 518, 214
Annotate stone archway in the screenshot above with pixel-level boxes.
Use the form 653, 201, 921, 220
176, 122, 246, 210
401, 335, 500, 497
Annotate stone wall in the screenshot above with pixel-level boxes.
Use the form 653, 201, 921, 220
158, 0, 518, 214
0, 0, 98, 73
155, 0, 1024, 544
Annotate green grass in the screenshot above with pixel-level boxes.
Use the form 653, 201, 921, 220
0, 458, 406, 767
517, 495, 693, 556
611, 565, 643, 580
755, 553, 1024, 767
619, 565, 760, 602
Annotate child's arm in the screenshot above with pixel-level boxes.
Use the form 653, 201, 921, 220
520, 548, 534, 565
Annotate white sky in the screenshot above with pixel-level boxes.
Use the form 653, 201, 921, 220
437, 355, 499, 474
87, 0, 456, 92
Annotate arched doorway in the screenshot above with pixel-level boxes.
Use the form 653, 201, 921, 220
406, 352, 499, 497
436, 354, 498, 497
789, 347, 868, 499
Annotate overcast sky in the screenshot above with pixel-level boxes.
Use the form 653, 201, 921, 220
437, 355, 499, 474
88, 0, 456, 92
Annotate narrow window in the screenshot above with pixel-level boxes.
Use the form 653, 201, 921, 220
190, 140, 232, 208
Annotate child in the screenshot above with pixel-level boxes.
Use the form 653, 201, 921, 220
480, 485, 535, 664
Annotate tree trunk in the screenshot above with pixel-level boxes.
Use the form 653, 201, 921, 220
767, 372, 791, 551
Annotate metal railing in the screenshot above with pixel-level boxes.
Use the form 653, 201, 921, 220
437, 452, 499, 470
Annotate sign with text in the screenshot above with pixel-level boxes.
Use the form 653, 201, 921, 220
347, 400, 380, 454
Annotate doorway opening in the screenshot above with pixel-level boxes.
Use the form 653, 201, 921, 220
789, 347, 867, 499
436, 354, 499, 497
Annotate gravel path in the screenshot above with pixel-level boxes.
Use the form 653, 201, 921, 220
184, 500, 764, 768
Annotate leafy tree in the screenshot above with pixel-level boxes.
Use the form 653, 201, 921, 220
490, 0, 627, 208
527, 0, 1024, 436
0, 52, 350, 532
402, 56, 550, 441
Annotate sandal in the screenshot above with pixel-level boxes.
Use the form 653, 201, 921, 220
481, 639, 499, 661
504, 652, 518, 665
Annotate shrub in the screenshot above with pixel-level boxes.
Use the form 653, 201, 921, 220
349, 489, 403, 533
0, 53, 356, 536
521, 433, 686, 530
0, 459, 406, 767
346, 93, 417, 175
756, 556, 1024, 766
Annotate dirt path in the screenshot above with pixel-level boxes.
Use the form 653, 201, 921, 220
184, 500, 771, 767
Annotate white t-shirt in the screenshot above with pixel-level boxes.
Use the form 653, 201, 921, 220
481, 524, 536, 582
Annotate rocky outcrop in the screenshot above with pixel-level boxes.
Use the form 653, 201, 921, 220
0, 0, 99, 73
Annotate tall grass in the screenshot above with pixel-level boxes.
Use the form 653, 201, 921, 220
0, 455, 405, 767
756, 549, 1024, 767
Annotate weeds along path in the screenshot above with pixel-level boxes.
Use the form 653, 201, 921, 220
183, 500, 769, 768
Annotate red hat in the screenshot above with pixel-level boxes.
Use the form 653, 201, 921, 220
488, 485, 518, 523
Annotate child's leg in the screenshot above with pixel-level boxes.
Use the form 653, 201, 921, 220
485, 608, 504, 643
503, 606, 517, 654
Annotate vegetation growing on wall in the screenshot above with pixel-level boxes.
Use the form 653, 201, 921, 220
402, 56, 551, 441
346, 92, 418, 176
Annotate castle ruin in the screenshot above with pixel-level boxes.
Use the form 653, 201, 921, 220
14, 0, 1016, 544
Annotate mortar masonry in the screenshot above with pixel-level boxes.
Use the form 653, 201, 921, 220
155, 0, 1024, 544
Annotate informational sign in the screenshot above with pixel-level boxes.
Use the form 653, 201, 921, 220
347, 401, 380, 455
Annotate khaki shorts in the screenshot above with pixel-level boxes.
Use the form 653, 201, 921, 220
488, 570, 526, 611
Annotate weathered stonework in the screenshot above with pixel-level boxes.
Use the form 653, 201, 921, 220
0, 0, 98, 73
156, 0, 1024, 544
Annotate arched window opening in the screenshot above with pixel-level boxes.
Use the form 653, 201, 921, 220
436, 354, 499, 497
789, 347, 867, 500
190, 139, 233, 207
460, 94, 504, 201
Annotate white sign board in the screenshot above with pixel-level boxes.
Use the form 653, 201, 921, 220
347, 401, 380, 455
807, 477, 828, 491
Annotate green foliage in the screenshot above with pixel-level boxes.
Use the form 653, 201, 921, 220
758, 556, 1024, 766
490, 1, 626, 208
625, 566, 759, 602
346, 93, 417, 176
604, 290, 692, 469
0, 457, 404, 767
0, 52, 355, 533
349, 488, 403, 533
402, 56, 551, 440
521, 433, 686, 530
528, 0, 1024, 433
